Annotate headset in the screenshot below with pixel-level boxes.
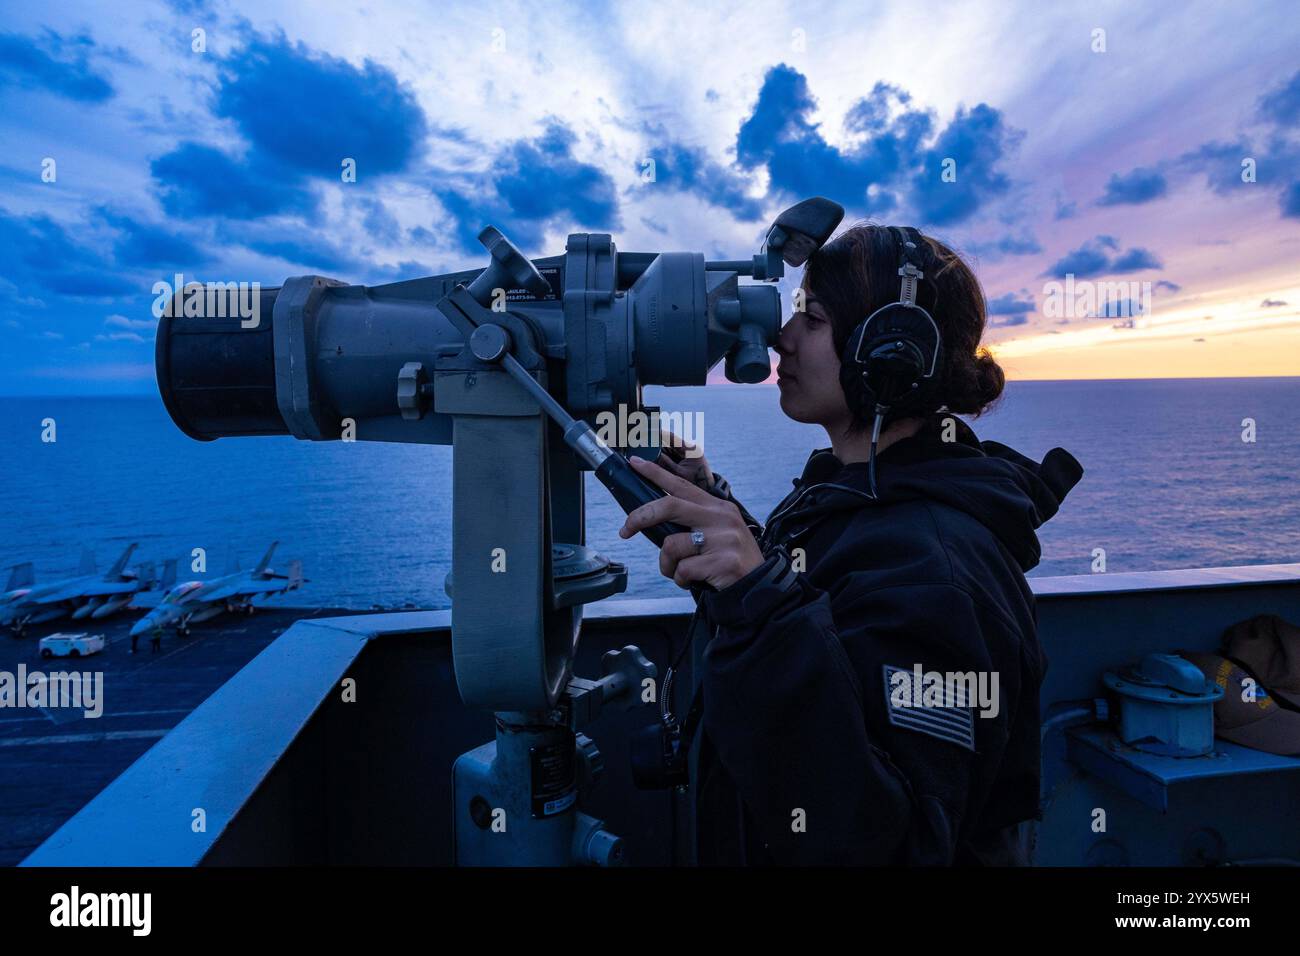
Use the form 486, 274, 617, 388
837, 225, 944, 497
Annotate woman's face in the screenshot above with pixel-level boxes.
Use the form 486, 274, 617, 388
774, 290, 853, 430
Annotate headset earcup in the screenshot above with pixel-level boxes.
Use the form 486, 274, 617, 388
840, 304, 943, 424
838, 322, 877, 421
866, 339, 928, 407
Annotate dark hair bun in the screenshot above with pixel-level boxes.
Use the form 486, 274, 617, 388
945, 347, 1005, 415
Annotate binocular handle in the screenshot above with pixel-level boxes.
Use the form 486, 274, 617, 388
593, 453, 716, 596
594, 453, 692, 547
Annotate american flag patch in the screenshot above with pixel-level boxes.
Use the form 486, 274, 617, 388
882, 664, 976, 751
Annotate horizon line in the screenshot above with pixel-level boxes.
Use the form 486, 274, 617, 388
4, 373, 1300, 400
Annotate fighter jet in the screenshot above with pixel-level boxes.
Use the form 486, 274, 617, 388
0, 544, 157, 637
130, 542, 305, 638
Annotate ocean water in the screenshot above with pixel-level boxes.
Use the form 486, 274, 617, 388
1, 379, 1297, 609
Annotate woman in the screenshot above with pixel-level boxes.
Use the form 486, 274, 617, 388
619, 222, 1084, 865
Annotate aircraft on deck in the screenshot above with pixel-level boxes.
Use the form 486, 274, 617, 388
0, 544, 158, 637
130, 542, 305, 638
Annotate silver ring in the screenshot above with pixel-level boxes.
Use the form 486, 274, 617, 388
690, 529, 706, 553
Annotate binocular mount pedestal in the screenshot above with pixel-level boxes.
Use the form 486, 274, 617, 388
441, 229, 659, 866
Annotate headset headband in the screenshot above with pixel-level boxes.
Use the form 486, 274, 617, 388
889, 225, 928, 307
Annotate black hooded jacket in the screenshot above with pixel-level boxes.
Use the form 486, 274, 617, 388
688, 413, 1083, 865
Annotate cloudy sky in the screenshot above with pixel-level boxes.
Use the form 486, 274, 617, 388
1, 0, 1298, 394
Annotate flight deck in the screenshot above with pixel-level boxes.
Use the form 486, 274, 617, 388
0, 607, 362, 866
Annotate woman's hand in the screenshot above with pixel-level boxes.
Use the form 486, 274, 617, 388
619, 455, 767, 591
655, 426, 715, 491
